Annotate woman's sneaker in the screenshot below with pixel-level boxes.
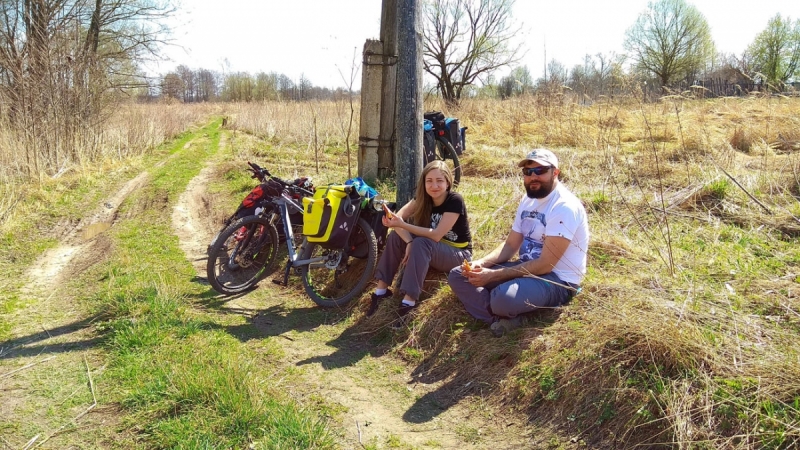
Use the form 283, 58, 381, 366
366, 289, 392, 317
389, 301, 418, 330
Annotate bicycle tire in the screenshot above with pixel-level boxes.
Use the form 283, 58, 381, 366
299, 217, 378, 308
435, 138, 461, 187
206, 215, 279, 295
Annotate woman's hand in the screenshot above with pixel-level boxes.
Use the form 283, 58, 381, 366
401, 242, 412, 265
384, 213, 406, 229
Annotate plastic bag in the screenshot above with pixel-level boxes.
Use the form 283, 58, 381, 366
345, 177, 378, 199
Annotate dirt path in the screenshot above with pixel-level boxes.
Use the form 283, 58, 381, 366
1, 167, 154, 448
171, 135, 530, 449
24, 171, 149, 295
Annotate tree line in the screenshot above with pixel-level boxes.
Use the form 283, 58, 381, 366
153, 0, 799, 105
154, 67, 354, 102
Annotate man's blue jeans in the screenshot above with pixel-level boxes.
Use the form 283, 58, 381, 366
448, 261, 576, 323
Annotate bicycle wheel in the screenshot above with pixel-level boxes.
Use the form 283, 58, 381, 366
206, 215, 279, 295
299, 217, 378, 308
435, 138, 461, 187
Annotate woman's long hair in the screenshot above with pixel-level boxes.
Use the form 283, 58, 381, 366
411, 160, 453, 228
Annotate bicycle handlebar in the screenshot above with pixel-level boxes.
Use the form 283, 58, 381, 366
246, 161, 316, 202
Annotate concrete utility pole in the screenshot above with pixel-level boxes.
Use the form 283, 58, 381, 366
358, 39, 383, 181
378, 0, 398, 178
395, 0, 423, 208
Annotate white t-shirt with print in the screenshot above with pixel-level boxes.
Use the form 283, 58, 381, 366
511, 183, 589, 284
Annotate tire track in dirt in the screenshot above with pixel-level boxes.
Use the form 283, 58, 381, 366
23, 170, 150, 295
171, 133, 227, 278
3, 159, 169, 449
171, 163, 217, 276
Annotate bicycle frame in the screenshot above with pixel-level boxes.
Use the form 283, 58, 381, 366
270, 191, 328, 286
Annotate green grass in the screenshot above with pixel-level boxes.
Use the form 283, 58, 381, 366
84, 120, 334, 448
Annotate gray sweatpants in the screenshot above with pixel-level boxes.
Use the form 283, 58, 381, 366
375, 231, 471, 302
448, 261, 576, 323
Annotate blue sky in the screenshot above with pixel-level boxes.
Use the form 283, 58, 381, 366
150, 0, 800, 88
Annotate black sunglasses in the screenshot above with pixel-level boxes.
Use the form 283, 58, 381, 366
522, 166, 552, 176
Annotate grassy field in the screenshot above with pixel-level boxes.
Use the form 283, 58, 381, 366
1, 94, 799, 448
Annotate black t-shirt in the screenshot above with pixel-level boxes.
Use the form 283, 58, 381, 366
430, 192, 472, 250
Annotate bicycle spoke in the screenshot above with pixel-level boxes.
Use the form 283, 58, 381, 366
300, 218, 378, 307
207, 217, 278, 295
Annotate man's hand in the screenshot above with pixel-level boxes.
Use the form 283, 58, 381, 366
464, 266, 498, 287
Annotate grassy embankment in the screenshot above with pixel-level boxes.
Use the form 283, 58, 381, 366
227, 95, 800, 448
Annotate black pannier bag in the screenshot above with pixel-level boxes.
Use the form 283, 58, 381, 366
362, 201, 396, 252
424, 111, 446, 130
445, 118, 463, 155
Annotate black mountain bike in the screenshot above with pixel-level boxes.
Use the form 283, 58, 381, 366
208, 174, 388, 308
206, 163, 313, 296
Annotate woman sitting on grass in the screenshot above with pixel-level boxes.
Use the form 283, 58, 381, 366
367, 160, 472, 323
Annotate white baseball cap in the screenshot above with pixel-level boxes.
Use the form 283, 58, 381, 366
518, 148, 559, 168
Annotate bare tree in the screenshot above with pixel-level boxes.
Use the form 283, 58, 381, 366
161, 72, 184, 99
623, 0, 714, 90
0, 0, 175, 175
747, 14, 800, 91
196, 68, 218, 101
176, 65, 195, 102
422, 0, 522, 105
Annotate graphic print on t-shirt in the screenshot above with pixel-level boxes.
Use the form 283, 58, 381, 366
431, 212, 459, 242
519, 209, 546, 262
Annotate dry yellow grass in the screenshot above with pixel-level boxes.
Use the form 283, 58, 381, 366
0, 102, 223, 180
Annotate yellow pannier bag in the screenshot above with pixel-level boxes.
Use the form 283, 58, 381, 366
302, 185, 360, 248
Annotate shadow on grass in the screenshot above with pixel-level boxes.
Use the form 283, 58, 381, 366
293, 324, 393, 370
400, 306, 564, 424
191, 272, 564, 427
207, 299, 355, 346
0, 314, 105, 359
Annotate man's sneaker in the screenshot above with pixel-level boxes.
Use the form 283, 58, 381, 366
366, 289, 393, 317
490, 316, 526, 337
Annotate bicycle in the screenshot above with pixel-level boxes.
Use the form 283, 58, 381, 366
206, 163, 314, 296
423, 111, 467, 187
209, 174, 385, 308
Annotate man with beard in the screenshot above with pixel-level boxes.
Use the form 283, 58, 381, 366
447, 149, 589, 337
